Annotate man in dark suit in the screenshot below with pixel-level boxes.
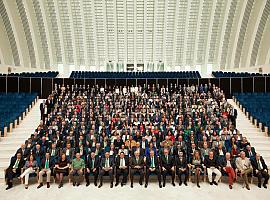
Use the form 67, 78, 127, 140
16, 144, 29, 160
220, 152, 236, 189
130, 150, 144, 187
160, 148, 175, 187
85, 151, 100, 186
245, 145, 256, 159
37, 152, 55, 188
40, 100, 45, 120
175, 151, 188, 186
5, 152, 25, 190
98, 152, 115, 188
145, 150, 162, 188
251, 153, 269, 188
229, 106, 237, 126
47, 143, 60, 162
115, 152, 129, 187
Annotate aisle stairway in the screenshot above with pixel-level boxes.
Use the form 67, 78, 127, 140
0, 99, 43, 183
228, 99, 270, 166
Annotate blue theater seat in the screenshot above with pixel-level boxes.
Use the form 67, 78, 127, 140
0, 92, 37, 135
234, 93, 270, 132
0, 71, 59, 78
69, 71, 201, 79
212, 71, 270, 78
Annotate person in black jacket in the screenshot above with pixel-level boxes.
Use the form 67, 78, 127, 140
204, 151, 221, 185
251, 153, 269, 188
160, 148, 175, 187
175, 151, 188, 186
85, 152, 100, 186
5, 152, 25, 190
115, 152, 129, 187
145, 150, 162, 188
219, 152, 236, 189
98, 152, 115, 188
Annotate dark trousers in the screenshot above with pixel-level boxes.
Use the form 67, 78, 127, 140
257, 170, 269, 185
116, 168, 129, 184
130, 168, 144, 184
85, 169, 99, 184
162, 167, 175, 183
176, 168, 189, 183
69, 169, 83, 184
5, 168, 21, 186
99, 169, 114, 184
145, 168, 161, 184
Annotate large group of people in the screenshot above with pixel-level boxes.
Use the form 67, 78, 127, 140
5, 83, 269, 190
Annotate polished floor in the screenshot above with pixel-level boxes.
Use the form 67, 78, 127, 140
0, 181, 269, 200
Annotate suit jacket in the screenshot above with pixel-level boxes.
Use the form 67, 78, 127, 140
48, 147, 60, 158
16, 148, 29, 159
174, 156, 188, 169
8, 157, 25, 171
145, 156, 160, 169
160, 154, 174, 168
219, 157, 236, 169
40, 158, 55, 170
235, 157, 252, 171
86, 155, 100, 169
100, 157, 115, 168
245, 148, 256, 158
251, 157, 268, 174
115, 156, 129, 169
130, 156, 144, 168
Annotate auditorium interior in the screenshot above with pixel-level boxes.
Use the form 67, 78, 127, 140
0, 0, 270, 200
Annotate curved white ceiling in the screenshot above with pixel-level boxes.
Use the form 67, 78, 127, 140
0, 0, 270, 72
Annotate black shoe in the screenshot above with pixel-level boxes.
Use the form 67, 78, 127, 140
86, 182, 90, 187
258, 184, 261, 188
25, 186, 28, 189
76, 183, 80, 187
172, 182, 175, 187
229, 185, 232, 189
210, 182, 213, 185
139, 181, 143, 185
73, 182, 76, 187
159, 183, 162, 188
94, 182, 97, 187
197, 183, 200, 188
110, 183, 113, 188
47, 182, 50, 188
37, 183, 43, 189
98, 184, 102, 188
163, 182, 165, 187
213, 181, 218, 186
145, 184, 148, 188
131, 183, 133, 188
179, 182, 182, 186
115, 182, 119, 187
121, 183, 124, 187
58, 183, 63, 188
184, 182, 187, 186
263, 184, 267, 189
5, 185, 12, 190
246, 185, 250, 190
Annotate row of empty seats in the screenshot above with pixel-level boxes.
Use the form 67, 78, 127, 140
212, 71, 270, 78
234, 93, 270, 131
0, 92, 37, 135
0, 71, 59, 78
70, 71, 201, 79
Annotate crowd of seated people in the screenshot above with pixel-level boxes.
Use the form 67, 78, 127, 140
5, 83, 269, 190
